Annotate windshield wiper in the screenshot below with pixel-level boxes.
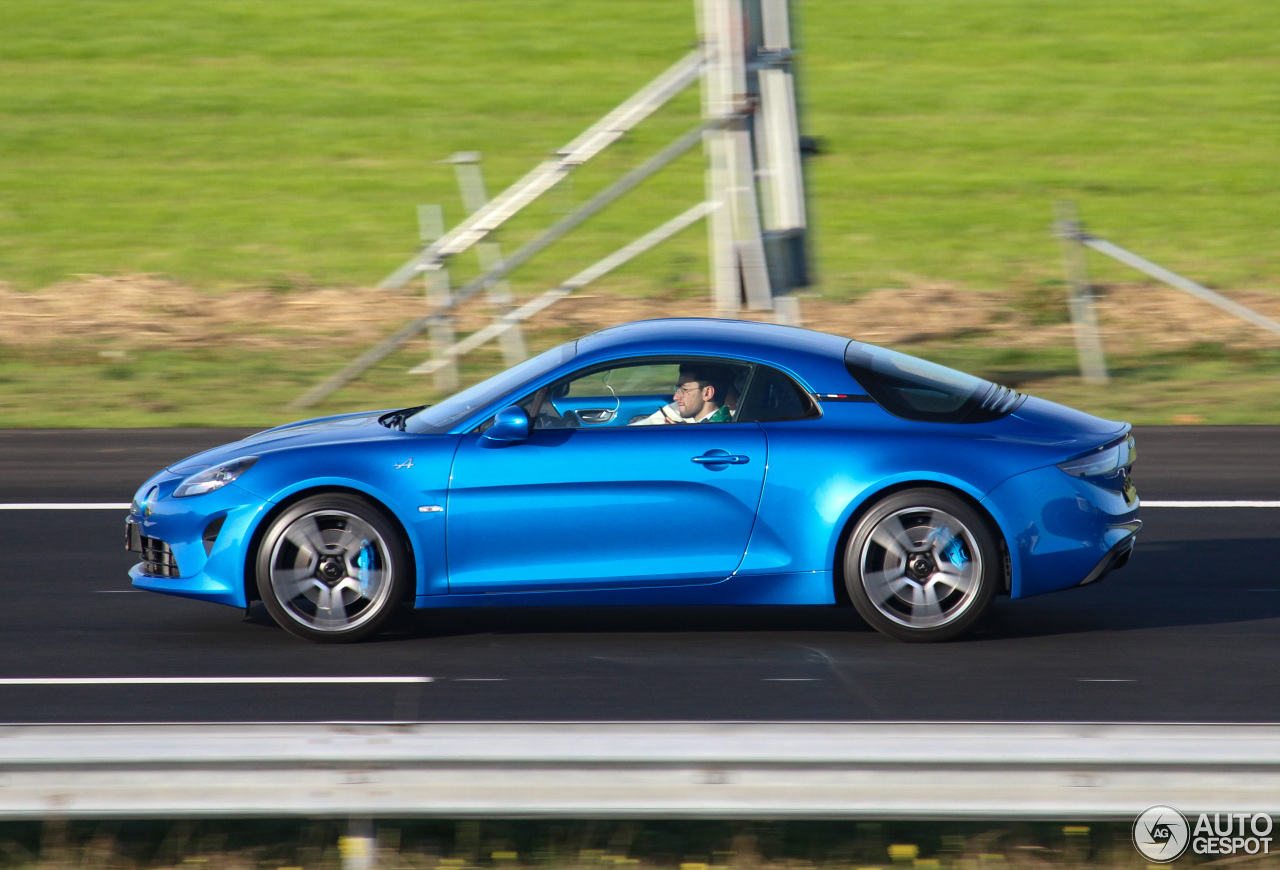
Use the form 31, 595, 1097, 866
378, 405, 428, 431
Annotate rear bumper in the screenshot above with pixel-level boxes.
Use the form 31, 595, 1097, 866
1076, 521, 1141, 587
981, 465, 1141, 598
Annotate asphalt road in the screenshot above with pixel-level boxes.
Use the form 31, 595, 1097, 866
2, 426, 1278, 724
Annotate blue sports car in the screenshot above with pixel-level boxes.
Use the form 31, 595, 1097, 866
126, 318, 1140, 643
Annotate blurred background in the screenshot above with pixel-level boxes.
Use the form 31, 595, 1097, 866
1, 0, 1278, 427
2, 6, 1278, 864
0, 818, 1137, 870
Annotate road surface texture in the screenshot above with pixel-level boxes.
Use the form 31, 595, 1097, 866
1, 426, 1276, 724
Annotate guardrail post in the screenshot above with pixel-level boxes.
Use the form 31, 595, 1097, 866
417, 205, 460, 393
340, 817, 376, 870
1053, 201, 1110, 385
447, 152, 528, 369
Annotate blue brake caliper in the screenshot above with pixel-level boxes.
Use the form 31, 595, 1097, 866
929, 528, 970, 569
356, 540, 374, 594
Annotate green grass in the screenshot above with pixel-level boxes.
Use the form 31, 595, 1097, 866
804, 0, 1280, 291
1, 0, 1279, 425
3, 328, 1278, 428
0, 343, 521, 428
0, 0, 706, 292
2, 0, 1278, 293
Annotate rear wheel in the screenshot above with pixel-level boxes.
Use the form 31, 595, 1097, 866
256, 494, 410, 643
845, 489, 998, 642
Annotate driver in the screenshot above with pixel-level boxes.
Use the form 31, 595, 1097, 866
668, 365, 733, 423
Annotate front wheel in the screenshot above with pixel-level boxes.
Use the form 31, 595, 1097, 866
255, 494, 410, 643
845, 489, 998, 642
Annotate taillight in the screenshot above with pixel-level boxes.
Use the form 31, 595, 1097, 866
1057, 434, 1136, 479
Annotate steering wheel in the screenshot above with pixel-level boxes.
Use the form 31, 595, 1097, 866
534, 411, 578, 429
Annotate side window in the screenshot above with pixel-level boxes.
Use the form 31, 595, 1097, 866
521, 359, 754, 430
562, 364, 679, 399
527, 361, 680, 430
736, 365, 819, 423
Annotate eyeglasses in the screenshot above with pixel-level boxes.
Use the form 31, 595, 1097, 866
674, 384, 704, 396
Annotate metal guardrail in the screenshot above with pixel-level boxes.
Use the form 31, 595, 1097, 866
1081, 235, 1280, 339
408, 202, 718, 377
376, 49, 707, 293
1053, 199, 1280, 384
3, 721, 1280, 820
290, 115, 725, 411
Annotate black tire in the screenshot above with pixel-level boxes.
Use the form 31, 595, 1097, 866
844, 488, 998, 642
255, 493, 410, 643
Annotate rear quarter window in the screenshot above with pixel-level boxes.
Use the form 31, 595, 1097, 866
843, 342, 1023, 424
737, 365, 819, 423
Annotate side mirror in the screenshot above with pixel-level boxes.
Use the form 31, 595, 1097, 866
482, 405, 530, 445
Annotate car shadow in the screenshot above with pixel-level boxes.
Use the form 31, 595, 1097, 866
975, 533, 1280, 640
398, 534, 1280, 642
232, 532, 1280, 642
404, 602, 870, 639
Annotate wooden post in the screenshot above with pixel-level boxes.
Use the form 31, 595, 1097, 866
447, 152, 528, 368
417, 205, 460, 392
1054, 200, 1109, 385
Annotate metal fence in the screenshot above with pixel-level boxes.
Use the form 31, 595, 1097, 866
4, 721, 1279, 820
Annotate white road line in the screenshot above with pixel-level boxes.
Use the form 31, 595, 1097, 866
0, 503, 131, 510
1144, 500, 1280, 508
0, 677, 434, 686
1076, 679, 1135, 682
763, 678, 821, 682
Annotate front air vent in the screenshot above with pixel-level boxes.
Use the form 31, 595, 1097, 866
141, 536, 180, 578
202, 516, 226, 557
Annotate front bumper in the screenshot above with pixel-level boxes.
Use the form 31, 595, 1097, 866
126, 474, 270, 609
125, 520, 180, 578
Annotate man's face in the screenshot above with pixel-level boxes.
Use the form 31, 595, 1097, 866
674, 376, 711, 418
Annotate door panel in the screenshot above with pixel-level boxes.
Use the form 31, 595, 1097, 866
446, 425, 767, 591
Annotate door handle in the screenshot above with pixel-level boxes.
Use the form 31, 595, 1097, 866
577, 408, 616, 424
692, 452, 750, 465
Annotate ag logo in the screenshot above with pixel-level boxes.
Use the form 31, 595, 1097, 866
1134, 805, 1191, 863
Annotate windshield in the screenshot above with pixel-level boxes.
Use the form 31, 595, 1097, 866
406, 340, 578, 434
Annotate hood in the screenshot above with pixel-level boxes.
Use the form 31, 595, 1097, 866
167, 409, 394, 473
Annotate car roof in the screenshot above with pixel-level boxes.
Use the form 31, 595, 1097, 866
575, 318, 853, 382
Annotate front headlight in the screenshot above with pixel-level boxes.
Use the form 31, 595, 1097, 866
174, 456, 259, 498
131, 485, 159, 516
1057, 435, 1135, 478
